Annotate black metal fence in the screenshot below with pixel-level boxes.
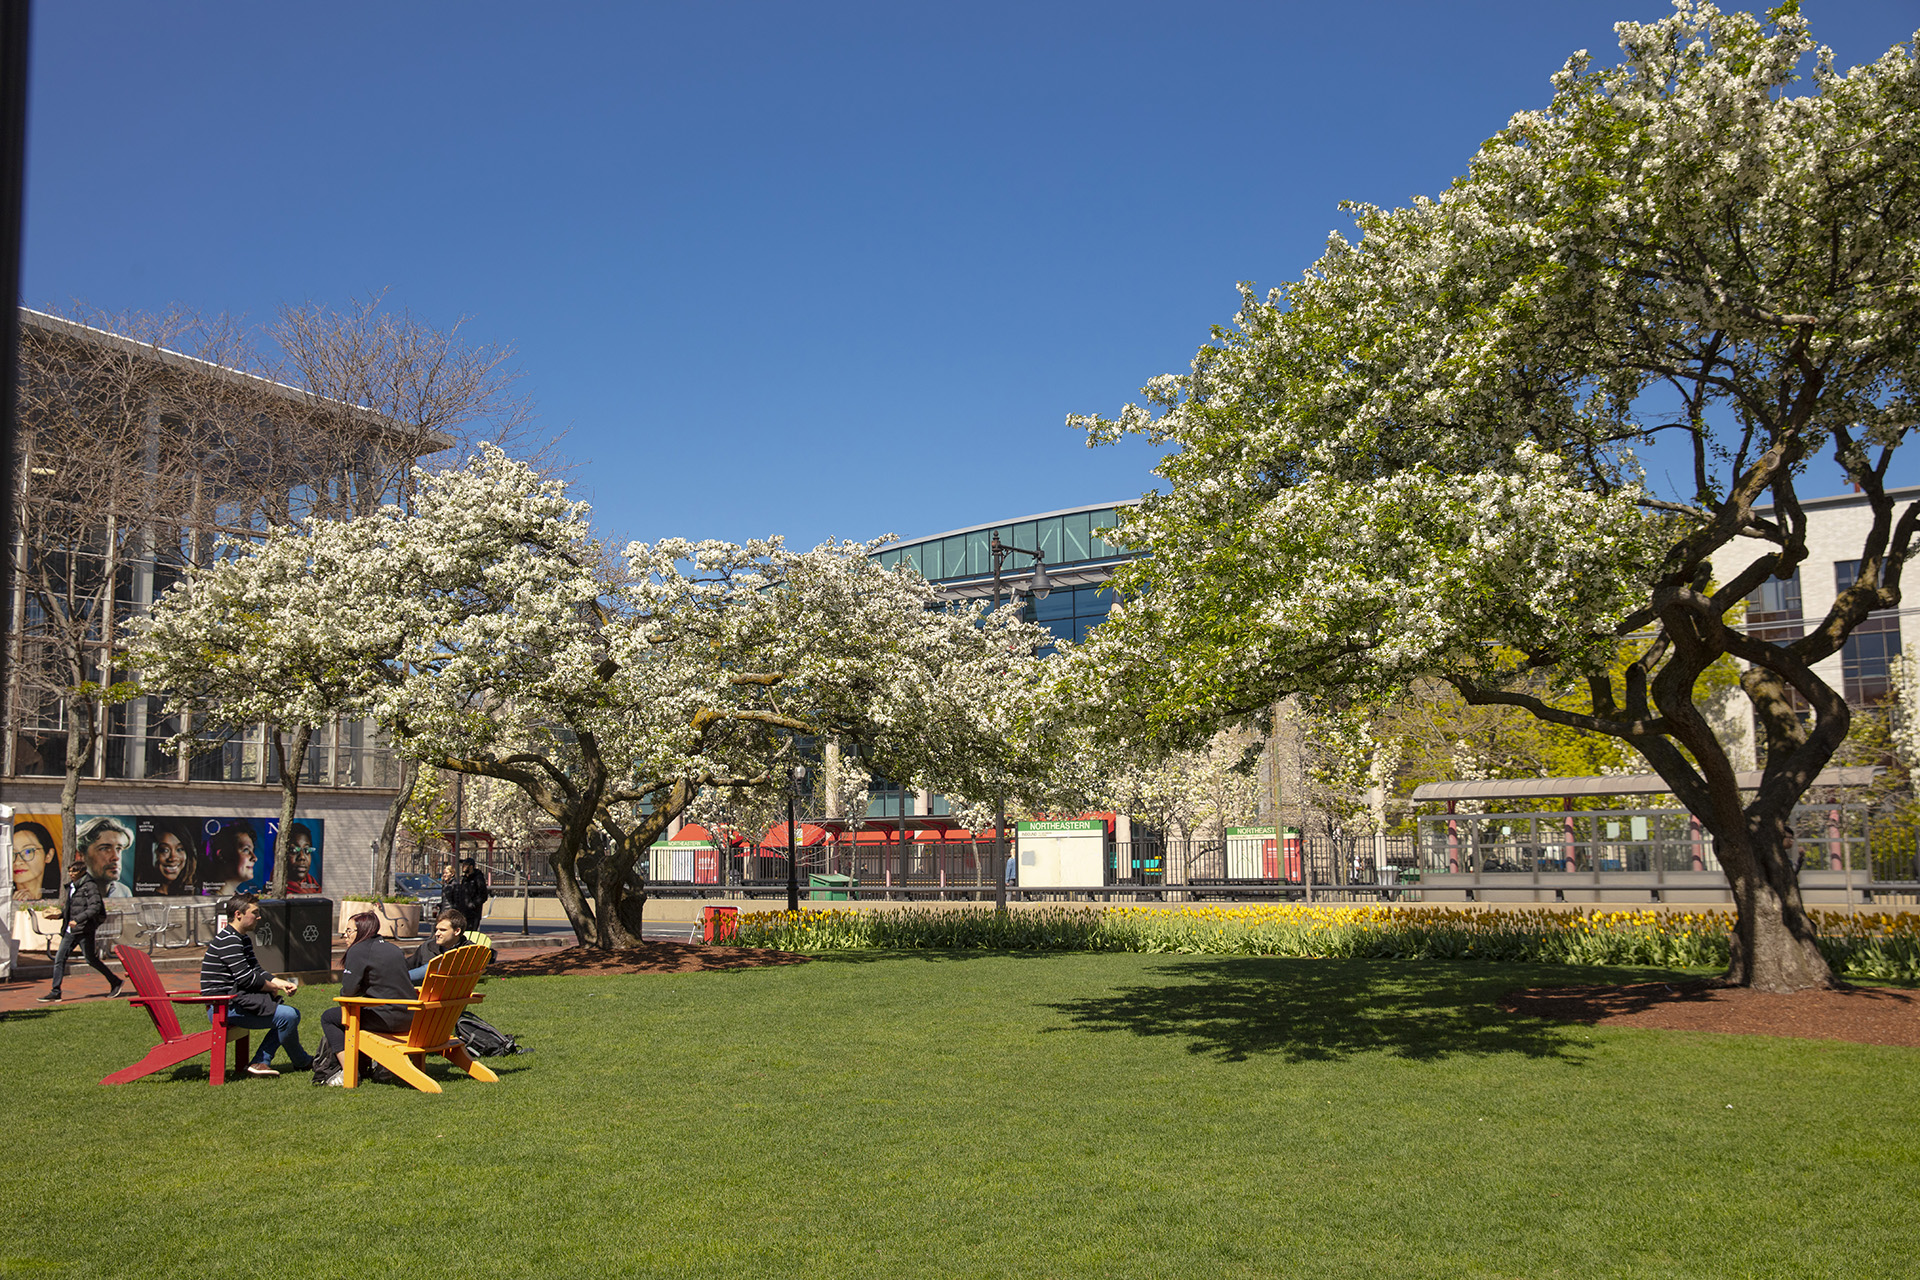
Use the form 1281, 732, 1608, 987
399, 818, 1920, 906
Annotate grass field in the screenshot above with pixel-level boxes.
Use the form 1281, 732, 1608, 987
3, 954, 1917, 1279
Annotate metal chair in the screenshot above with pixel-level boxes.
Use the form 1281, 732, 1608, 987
131, 899, 171, 954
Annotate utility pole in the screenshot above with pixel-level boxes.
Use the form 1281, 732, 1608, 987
1269, 700, 1284, 895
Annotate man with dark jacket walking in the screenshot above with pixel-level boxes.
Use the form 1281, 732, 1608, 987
38, 858, 122, 1003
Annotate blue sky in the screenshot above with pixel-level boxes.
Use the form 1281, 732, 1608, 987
22, 2, 1919, 550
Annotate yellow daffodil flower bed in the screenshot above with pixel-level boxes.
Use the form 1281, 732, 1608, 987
728, 904, 1920, 980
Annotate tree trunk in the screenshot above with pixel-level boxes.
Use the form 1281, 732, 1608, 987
1716, 825, 1836, 992
374, 757, 419, 898
1642, 646, 1845, 991
549, 839, 597, 947
58, 692, 98, 863
268, 723, 312, 899
593, 831, 647, 949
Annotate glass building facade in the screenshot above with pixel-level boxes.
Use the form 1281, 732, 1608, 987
874, 505, 1129, 584
875, 501, 1138, 648
856, 502, 1137, 817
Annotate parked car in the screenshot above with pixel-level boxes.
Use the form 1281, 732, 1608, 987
393, 873, 443, 915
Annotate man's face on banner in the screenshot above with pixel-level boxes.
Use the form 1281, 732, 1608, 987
84, 827, 128, 881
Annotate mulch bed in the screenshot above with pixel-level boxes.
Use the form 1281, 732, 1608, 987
487, 941, 808, 977
1500, 980, 1920, 1047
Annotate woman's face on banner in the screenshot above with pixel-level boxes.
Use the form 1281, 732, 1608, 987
155, 831, 190, 882
235, 831, 256, 878
12, 828, 51, 897
290, 829, 313, 874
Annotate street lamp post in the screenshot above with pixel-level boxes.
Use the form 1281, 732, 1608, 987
786, 763, 808, 913
987, 532, 1049, 914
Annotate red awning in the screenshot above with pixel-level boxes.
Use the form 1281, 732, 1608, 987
673, 823, 749, 847
760, 822, 830, 848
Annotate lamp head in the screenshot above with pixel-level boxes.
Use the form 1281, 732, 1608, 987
1029, 558, 1050, 599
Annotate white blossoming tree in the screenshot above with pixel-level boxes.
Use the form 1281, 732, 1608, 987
329, 448, 1071, 946
1066, 3, 1920, 991
134, 517, 413, 897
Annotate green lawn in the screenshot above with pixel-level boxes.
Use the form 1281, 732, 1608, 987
3, 954, 1916, 1279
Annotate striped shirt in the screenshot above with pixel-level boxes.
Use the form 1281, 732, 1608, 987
200, 927, 270, 996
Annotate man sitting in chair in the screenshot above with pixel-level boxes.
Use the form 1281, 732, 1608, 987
407, 907, 492, 981
201, 894, 311, 1077
317, 910, 415, 1087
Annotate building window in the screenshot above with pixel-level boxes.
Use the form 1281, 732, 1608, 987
884, 506, 1133, 584
865, 779, 916, 819
1745, 570, 1803, 643
1029, 583, 1121, 645
1836, 561, 1902, 704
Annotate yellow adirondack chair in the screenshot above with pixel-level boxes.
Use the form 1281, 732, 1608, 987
333, 942, 499, 1093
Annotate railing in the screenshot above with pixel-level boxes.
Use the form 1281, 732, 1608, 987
1413, 805, 1884, 878
399, 812, 1920, 907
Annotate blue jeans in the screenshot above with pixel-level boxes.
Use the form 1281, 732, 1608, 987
48, 925, 115, 998
213, 1001, 308, 1066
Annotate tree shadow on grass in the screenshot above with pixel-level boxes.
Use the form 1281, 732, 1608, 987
805, 948, 1109, 966
1043, 958, 1593, 1065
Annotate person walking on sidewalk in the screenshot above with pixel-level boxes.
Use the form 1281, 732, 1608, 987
200, 893, 312, 1077
448, 858, 490, 929
38, 857, 123, 1003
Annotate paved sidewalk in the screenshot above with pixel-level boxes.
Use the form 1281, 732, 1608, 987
0, 933, 569, 1013
0, 922, 703, 1013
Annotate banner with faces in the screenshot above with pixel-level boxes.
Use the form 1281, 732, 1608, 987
8, 813, 324, 900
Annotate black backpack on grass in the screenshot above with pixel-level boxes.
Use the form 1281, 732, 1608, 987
457, 1010, 521, 1056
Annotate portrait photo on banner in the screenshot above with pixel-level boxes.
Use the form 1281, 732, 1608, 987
10, 812, 63, 903
74, 814, 137, 897
134, 817, 205, 896
202, 818, 265, 897
265, 817, 325, 895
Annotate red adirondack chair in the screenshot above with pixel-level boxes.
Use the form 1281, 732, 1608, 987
101, 945, 250, 1086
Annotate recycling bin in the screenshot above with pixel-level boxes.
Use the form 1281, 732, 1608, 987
702, 905, 739, 943
807, 873, 857, 902
251, 897, 334, 974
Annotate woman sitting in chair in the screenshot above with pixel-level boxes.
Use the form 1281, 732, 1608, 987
316, 910, 415, 1087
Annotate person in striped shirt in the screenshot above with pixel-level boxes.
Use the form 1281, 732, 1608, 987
201, 893, 312, 1078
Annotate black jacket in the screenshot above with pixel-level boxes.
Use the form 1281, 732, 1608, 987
449, 868, 489, 915
339, 936, 416, 1038
340, 936, 416, 1005
63, 875, 107, 931
409, 932, 493, 971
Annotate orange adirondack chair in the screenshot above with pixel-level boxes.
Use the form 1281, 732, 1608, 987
334, 942, 498, 1093
101, 945, 250, 1086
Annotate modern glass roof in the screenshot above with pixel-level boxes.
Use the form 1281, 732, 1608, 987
874, 500, 1138, 583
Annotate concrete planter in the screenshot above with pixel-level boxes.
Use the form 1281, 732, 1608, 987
337, 900, 422, 939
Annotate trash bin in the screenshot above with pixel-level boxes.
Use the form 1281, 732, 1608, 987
702, 905, 739, 943
807, 873, 857, 902
252, 898, 333, 974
